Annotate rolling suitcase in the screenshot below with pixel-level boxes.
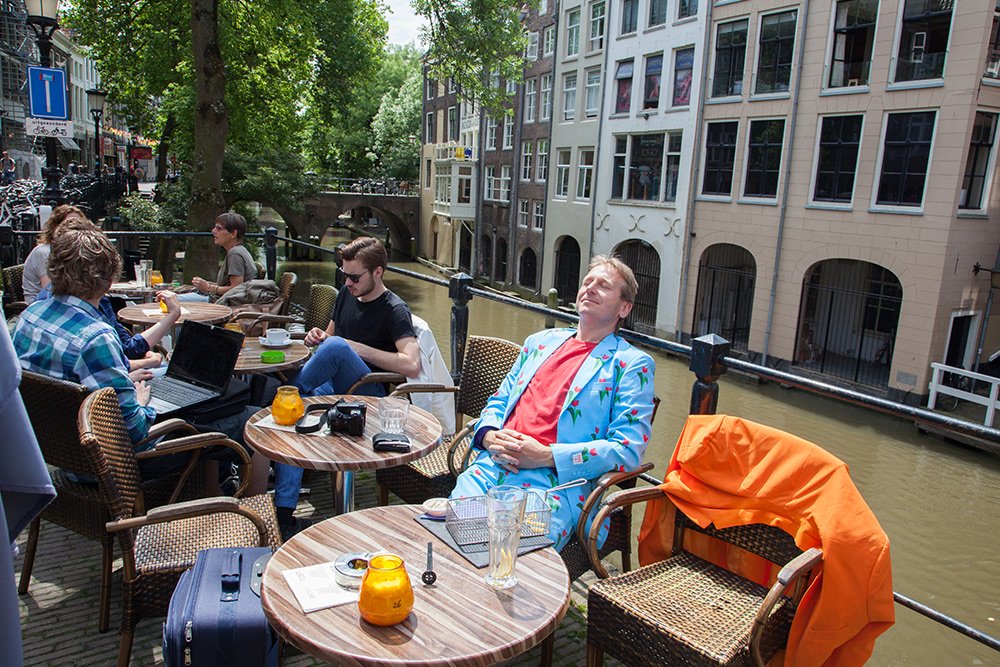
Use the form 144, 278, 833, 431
162, 547, 279, 667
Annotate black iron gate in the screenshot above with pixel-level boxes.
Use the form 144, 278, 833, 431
554, 236, 581, 304
693, 244, 756, 352
615, 240, 660, 334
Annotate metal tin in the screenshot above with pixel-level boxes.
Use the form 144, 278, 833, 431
333, 552, 370, 589
260, 350, 285, 364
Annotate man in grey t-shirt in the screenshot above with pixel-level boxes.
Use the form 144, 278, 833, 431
185, 212, 258, 301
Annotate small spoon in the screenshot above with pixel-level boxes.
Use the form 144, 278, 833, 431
421, 541, 437, 585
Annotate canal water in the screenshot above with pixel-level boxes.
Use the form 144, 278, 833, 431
276, 233, 999, 665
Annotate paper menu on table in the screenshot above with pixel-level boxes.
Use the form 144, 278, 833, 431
140, 307, 191, 317
282, 561, 358, 613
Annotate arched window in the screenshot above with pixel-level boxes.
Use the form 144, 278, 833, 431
693, 244, 756, 352
519, 248, 537, 289
554, 236, 581, 304
613, 240, 660, 333
796, 259, 901, 388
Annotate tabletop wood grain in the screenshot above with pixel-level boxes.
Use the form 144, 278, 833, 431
261, 505, 571, 667
244, 396, 442, 471
117, 302, 233, 327
234, 339, 311, 374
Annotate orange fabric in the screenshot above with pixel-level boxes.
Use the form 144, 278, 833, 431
638, 414, 894, 667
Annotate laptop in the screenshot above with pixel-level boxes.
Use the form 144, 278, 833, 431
147, 320, 245, 417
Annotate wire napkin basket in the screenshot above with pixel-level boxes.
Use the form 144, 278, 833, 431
445, 492, 551, 547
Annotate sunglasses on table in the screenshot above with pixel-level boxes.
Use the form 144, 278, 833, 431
338, 267, 370, 283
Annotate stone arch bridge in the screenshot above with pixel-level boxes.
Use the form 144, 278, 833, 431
276, 192, 420, 253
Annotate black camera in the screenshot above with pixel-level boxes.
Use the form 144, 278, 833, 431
327, 400, 367, 436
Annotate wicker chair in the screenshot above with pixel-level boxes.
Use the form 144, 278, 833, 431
584, 488, 822, 667
16, 371, 209, 633
375, 335, 523, 506
2, 262, 27, 318
78, 388, 282, 667
227, 270, 299, 335
243, 281, 334, 338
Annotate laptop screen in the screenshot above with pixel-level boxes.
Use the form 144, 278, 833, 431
166, 321, 244, 392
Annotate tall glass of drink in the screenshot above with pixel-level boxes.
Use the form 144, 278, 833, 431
485, 485, 526, 589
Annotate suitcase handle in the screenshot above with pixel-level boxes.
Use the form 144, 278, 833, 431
221, 550, 242, 602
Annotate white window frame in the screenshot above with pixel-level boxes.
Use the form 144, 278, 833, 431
555, 148, 572, 197
527, 31, 540, 60
585, 67, 601, 118
671, 46, 695, 107
576, 148, 595, 199
447, 106, 458, 142
649, 0, 668, 27
751, 9, 798, 98
888, 0, 954, 86
543, 26, 556, 56
426, 78, 436, 100
959, 111, 1000, 213
537, 139, 549, 182
502, 116, 514, 149
521, 141, 534, 181
525, 79, 537, 123
485, 116, 497, 151
698, 119, 741, 201
807, 112, 866, 209
484, 165, 497, 200
425, 112, 435, 143
589, 1, 606, 52
533, 202, 545, 229
500, 165, 512, 202
518, 199, 530, 227
541, 74, 553, 120
563, 73, 578, 121
448, 78, 457, 93
710, 18, 749, 100
870, 108, 938, 213
739, 116, 787, 202
821, 0, 880, 92
566, 9, 581, 58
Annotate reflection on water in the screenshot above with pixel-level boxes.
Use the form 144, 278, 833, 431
280, 245, 1000, 665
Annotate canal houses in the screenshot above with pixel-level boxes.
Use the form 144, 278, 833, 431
419, 0, 1000, 405
591, 0, 706, 337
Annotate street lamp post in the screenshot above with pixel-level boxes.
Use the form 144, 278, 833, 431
24, 0, 64, 205
86, 88, 106, 174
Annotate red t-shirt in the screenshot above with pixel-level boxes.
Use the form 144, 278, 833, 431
503, 337, 597, 447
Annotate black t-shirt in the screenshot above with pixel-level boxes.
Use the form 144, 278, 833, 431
331, 288, 416, 372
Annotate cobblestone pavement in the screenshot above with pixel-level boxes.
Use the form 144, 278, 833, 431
16, 470, 626, 666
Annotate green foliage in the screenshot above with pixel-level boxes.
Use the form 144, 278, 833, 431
371, 67, 422, 180
415, 0, 531, 116
221, 146, 320, 214
116, 193, 183, 232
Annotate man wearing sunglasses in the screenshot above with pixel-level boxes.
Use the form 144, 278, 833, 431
273, 236, 421, 538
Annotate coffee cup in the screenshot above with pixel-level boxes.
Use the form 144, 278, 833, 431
265, 328, 290, 346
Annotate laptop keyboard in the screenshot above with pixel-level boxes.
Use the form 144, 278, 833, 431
150, 377, 214, 406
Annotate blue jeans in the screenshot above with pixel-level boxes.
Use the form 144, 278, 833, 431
177, 292, 210, 302
272, 336, 385, 509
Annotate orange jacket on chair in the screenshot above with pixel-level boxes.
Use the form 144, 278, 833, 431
638, 414, 894, 666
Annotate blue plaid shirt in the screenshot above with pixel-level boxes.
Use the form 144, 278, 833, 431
13, 295, 156, 445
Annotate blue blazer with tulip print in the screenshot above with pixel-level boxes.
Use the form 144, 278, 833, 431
451, 328, 656, 551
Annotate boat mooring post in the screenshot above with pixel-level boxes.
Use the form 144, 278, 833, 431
689, 334, 730, 416
449, 272, 473, 384
264, 226, 277, 281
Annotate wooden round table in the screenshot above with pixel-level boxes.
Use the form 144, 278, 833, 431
116, 302, 233, 327
234, 339, 311, 376
261, 505, 571, 667
109, 281, 196, 302
244, 396, 442, 515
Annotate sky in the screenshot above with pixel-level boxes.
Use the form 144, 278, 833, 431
384, 0, 426, 47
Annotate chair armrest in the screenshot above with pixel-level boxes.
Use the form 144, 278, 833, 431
106, 496, 271, 547
5, 301, 27, 316
138, 418, 198, 446
574, 463, 655, 557
389, 383, 460, 398
447, 423, 477, 477
136, 433, 252, 499
750, 547, 823, 666
586, 485, 669, 579
346, 372, 406, 394
231, 313, 302, 326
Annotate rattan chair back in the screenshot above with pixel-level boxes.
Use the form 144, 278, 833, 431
276, 271, 298, 317
2, 262, 25, 301
78, 389, 147, 539
676, 512, 803, 565
19, 370, 91, 475
455, 336, 521, 420
304, 283, 337, 332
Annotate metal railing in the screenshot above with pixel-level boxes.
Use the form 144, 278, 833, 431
927, 362, 1000, 427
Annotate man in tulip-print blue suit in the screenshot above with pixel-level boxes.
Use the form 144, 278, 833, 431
451, 256, 656, 551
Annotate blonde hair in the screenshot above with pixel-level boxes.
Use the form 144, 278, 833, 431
589, 255, 638, 304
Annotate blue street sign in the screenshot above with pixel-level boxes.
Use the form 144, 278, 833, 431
27, 66, 68, 120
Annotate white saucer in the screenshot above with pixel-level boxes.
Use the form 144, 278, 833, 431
258, 337, 292, 349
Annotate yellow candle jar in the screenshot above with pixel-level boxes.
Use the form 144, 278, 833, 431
271, 386, 305, 426
358, 553, 413, 626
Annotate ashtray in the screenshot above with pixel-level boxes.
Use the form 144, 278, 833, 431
421, 497, 448, 518
260, 350, 285, 364
333, 551, 370, 589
